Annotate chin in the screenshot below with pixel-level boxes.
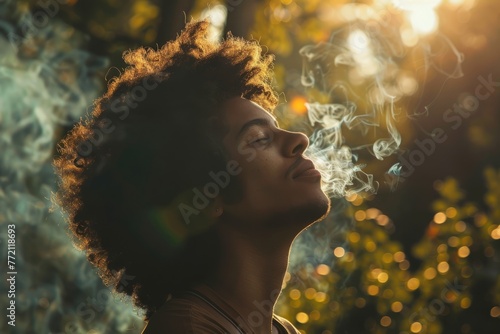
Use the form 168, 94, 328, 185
308, 194, 331, 223
289, 192, 331, 229
303, 181, 331, 221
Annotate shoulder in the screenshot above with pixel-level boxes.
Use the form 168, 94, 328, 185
141, 294, 230, 334
274, 314, 301, 334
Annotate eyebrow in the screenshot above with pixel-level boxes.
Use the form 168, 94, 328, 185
236, 117, 279, 139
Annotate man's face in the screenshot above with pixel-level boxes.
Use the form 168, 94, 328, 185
218, 97, 330, 232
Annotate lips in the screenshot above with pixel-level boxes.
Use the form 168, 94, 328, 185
289, 158, 321, 179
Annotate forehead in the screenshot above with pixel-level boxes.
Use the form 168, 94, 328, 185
219, 97, 276, 131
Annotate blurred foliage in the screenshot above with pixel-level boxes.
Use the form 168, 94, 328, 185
278, 168, 500, 333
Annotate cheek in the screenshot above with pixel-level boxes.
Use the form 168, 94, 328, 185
241, 156, 281, 181
243, 174, 289, 205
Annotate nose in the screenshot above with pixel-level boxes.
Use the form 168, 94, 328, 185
283, 130, 309, 157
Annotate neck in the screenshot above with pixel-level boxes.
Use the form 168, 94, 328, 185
205, 223, 294, 334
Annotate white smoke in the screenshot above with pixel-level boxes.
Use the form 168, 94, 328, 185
289, 4, 464, 271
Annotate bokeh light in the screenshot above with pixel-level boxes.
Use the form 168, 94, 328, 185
333, 247, 346, 258
316, 264, 331, 275
407, 277, 420, 290
457, 246, 470, 258
367, 285, 380, 296
408, 7, 438, 35
445, 207, 458, 218
434, 212, 447, 224
380, 315, 392, 327
391, 301, 403, 312
424, 267, 437, 280
410, 321, 423, 333
491, 306, 500, 318
290, 95, 308, 115
296, 312, 309, 324
437, 261, 450, 274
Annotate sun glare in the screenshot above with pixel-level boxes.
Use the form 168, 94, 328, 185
389, 0, 444, 36
347, 30, 379, 77
409, 7, 439, 35
392, 0, 443, 11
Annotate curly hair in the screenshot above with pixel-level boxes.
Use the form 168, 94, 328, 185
53, 20, 279, 320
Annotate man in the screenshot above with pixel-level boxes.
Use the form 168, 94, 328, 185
54, 20, 330, 333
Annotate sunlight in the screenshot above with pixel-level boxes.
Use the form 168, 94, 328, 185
391, 0, 443, 35
347, 30, 379, 77
408, 7, 439, 35
199, 4, 227, 41
392, 0, 443, 11
448, 0, 466, 5
347, 29, 370, 53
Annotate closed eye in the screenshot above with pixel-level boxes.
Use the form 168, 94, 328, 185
252, 137, 269, 143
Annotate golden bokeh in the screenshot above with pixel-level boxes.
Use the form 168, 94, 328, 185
491, 306, 500, 318
437, 244, 448, 253
380, 315, 391, 327
447, 236, 460, 247
437, 261, 450, 274
290, 289, 301, 300
315, 292, 327, 303
424, 267, 437, 280
394, 251, 406, 262
455, 221, 467, 232
382, 252, 393, 264
410, 321, 423, 333
457, 246, 470, 258
460, 297, 471, 309
367, 285, 379, 296
365, 241, 377, 252
399, 260, 410, 271
376, 214, 389, 226
434, 212, 447, 224
290, 96, 308, 115
348, 232, 361, 243
354, 210, 367, 221
366, 208, 381, 219
296, 312, 309, 324
445, 207, 458, 218
407, 277, 420, 290
391, 301, 403, 313
491, 227, 500, 240
310, 310, 321, 321
305, 288, 317, 300
316, 264, 331, 275
377, 272, 389, 284
333, 247, 346, 258
352, 196, 364, 206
